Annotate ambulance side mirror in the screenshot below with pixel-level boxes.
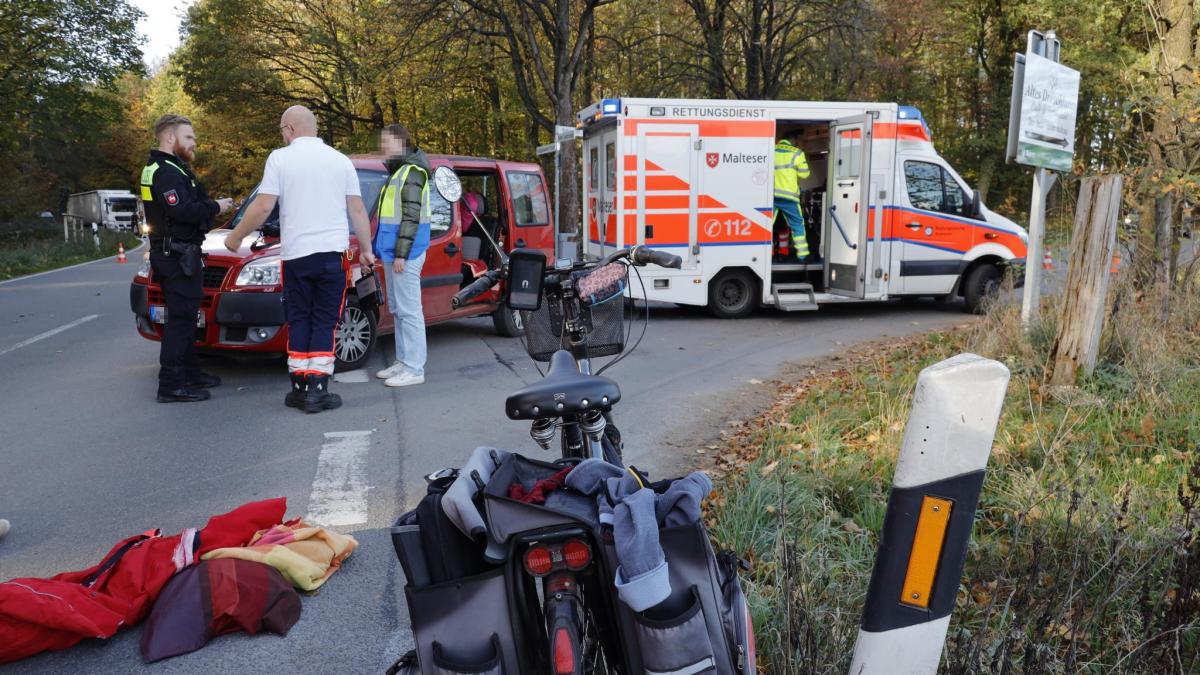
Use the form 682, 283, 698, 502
970, 190, 983, 220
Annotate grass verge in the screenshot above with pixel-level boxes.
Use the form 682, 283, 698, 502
708, 289, 1200, 673
0, 221, 142, 281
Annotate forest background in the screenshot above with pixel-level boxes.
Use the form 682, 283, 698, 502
1, 0, 1196, 282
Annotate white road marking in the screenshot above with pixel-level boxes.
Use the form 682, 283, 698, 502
0, 314, 99, 358
307, 430, 373, 528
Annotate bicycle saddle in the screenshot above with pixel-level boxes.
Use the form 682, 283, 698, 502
506, 350, 621, 420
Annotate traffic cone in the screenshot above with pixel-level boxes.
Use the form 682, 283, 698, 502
117, 242, 127, 264
1042, 248, 1053, 270
1110, 252, 1121, 275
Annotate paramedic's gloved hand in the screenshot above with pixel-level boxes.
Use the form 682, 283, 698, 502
613, 488, 669, 612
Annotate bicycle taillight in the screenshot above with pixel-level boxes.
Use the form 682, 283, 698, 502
523, 539, 592, 577
524, 545, 555, 576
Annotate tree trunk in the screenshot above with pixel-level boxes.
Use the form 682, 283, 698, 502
1048, 175, 1124, 387
556, 95, 579, 237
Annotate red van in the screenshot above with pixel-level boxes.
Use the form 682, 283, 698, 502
129, 155, 555, 370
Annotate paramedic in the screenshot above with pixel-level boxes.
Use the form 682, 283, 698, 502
372, 123, 431, 388
141, 113, 234, 403
774, 132, 815, 262
224, 105, 377, 413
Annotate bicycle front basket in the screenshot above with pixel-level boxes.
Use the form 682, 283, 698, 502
520, 293, 625, 362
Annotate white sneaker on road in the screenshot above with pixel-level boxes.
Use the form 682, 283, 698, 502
376, 363, 405, 379
0, 519, 9, 538
385, 371, 425, 388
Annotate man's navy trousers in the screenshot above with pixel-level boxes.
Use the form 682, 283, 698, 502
282, 251, 346, 376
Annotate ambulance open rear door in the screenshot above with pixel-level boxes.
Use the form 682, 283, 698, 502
826, 115, 873, 297
583, 121, 620, 259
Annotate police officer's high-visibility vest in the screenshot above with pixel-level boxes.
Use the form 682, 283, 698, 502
773, 140, 810, 203
378, 164, 432, 227
138, 159, 190, 202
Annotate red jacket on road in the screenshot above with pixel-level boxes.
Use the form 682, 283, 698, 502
0, 498, 287, 664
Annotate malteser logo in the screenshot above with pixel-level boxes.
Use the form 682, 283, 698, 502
706, 153, 719, 168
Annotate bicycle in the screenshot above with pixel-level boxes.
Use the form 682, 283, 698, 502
448, 238, 680, 674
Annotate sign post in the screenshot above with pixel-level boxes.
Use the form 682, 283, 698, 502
539, 126, 583, 260
1007, 30, 1079, 325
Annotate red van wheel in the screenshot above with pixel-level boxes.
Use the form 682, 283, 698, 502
334, 297, 377, 371
492, 306, 523, 337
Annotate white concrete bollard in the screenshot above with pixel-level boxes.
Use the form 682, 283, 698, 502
849, 353, 1010, 675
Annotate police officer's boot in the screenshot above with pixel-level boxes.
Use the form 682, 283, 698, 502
303, 374, 342, 414
285, 373, 307, 408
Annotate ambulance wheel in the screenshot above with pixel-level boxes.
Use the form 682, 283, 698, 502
492, 305, 523, 337
708, 270, 758, 319
334, 297, 377, 371
963, 264, 1002, 314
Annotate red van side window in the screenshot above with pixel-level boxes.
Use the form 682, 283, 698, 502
508, 172, 550, 227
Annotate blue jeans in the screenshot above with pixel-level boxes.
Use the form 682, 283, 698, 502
385, 253, 426, 376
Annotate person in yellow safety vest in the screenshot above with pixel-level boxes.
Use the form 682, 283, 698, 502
774, 133, 817, 263
373, 123, 432, 388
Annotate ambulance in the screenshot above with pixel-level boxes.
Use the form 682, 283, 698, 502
577, 98, 1028, 317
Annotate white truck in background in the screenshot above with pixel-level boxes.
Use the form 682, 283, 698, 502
65, 190, 140, 231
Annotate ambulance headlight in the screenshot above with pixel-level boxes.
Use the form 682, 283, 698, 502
235, 256, 282, 287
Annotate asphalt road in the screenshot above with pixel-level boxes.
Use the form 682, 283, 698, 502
0, 247, 972, 673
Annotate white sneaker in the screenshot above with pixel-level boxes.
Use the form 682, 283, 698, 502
0, 519, 9, 538
376, 362, 405, 379
385, 371, 425, 387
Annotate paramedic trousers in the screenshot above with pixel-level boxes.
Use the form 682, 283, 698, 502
282, 252, 346, 377
774, 198, 811, 258
150, 249, 202, 393
384, 253, 426, 377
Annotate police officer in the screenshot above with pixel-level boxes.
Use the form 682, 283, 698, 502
140, 114, 233, 403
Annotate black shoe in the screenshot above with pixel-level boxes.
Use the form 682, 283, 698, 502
804, 254, 824, 265
187, 372, 222, 389
285, 373, 307, 408
303, 375, 342, 413
157, 387, 212, 403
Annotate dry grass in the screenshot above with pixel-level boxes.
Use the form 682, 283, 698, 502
708, 285, 1200, 674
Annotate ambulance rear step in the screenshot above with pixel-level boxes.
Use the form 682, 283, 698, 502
771, 283, 819, 312
770, 262, 824, 273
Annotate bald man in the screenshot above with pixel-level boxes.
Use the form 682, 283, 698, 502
225, 106, 376, 413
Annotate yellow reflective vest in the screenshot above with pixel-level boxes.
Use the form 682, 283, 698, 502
773, 140, 810, 203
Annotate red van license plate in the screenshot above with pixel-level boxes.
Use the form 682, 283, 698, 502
149, 306, 205, 327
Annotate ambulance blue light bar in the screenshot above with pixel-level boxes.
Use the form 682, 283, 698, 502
600, 98, 621, 116
898, 105, 932, 139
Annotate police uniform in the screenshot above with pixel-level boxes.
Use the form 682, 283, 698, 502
140, 150, 220, 401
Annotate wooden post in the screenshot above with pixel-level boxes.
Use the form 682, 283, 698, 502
1048, 175, 1123, 386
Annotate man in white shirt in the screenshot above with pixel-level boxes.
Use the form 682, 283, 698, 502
225, 105, 376, 413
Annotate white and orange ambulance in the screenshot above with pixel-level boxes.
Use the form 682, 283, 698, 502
577, 98, 1028, 317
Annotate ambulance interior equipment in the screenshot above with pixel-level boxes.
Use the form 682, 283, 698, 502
578, 98, 1028, 318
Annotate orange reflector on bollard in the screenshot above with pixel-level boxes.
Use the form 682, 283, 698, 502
900, 496, 953, 609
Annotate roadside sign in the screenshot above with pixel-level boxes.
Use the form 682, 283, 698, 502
536, 142, 558, 156
555, 125, 578, 143
1014, 52, 1079, 171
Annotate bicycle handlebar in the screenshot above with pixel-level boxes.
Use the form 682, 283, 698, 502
451, 268, 503, 308
630, 245, 682, 269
